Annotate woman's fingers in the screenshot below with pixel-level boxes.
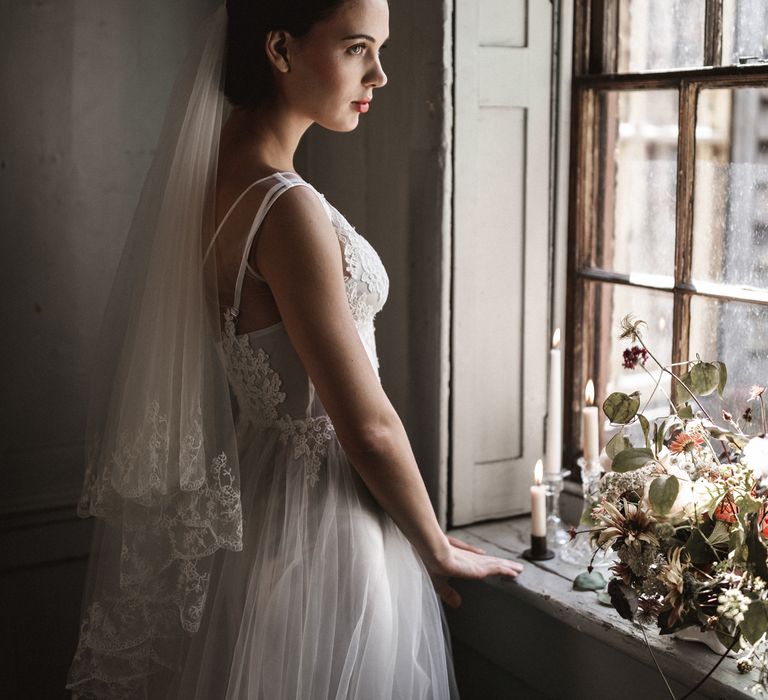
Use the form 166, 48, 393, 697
434, 578, 462, 608
447, 535, 486, 554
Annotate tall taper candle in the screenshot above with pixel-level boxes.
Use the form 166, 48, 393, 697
583, 379, 600, 462
530, 459, 547, 537
545, 329, 562, 476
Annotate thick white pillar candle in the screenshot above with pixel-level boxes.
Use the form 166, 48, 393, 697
583, 379, 600, 463
545, 329, 562, 476
530, 459, 547, 537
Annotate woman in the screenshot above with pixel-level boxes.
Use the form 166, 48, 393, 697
68, 2, 522, 698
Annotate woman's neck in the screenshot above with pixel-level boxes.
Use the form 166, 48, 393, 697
221, 102, 312, 175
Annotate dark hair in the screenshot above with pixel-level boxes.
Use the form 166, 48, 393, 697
225, 0, 349, 108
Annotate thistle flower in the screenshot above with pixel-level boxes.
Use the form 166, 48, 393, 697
618, 315, 647, 343
749, 385, 766, 402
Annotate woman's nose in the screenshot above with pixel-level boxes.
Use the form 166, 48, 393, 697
366, 58, 387, 89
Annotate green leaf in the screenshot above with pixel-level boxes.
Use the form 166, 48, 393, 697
603, 392, 641, 424
605, 431, 632, 460
612, 447, 654, 473
708, 520, 731, 548
685, 528, 716, 566
638, 414, 651, 450
717, 362, 728, 398
573, 570, 607, 591
678, 371, 695, 402
677, 403, 694, 420
649, 475, 680, 515
741, 601, 768, 645
596, 591, 613, 607
745, 515, 768, 580
689, 362, 721, 397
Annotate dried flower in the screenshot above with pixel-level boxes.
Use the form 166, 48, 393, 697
737, 659, 753, 674
622, 345, 650, 370
659, 547, 688, 625
669, 432, 706, 455
749, 385, 766, 402
618, 315, 647, 343
594, 500, 659, 550
744, 406, 754, 423
722, 409, 733, 422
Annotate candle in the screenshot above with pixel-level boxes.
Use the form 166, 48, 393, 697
583, 379, 600, 463
545, 329, 562, 476
530, 459, 547, 537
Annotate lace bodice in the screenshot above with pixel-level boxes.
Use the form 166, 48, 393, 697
220, 173, 389, 485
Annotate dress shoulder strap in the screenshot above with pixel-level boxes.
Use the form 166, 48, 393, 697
231, 172, 325, 317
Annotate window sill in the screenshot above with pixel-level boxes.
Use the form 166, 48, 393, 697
446, 516, 759, 699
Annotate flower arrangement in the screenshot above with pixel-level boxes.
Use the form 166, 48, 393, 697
578, 315, 768, 692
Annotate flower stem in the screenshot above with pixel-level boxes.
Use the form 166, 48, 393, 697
678, 634, 739, 700
637, 622, 677, 699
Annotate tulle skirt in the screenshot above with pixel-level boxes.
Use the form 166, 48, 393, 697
171, 426, 458, 699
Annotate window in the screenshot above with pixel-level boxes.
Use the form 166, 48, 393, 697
566, 0, 768, 463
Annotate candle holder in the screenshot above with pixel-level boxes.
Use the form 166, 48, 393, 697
559, 457, 613, 568
544, 469, 571, 548
523, 535, 555, 561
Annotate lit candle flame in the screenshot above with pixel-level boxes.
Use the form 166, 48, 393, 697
585, 379, 595, 406
552, 328, 561, 349
534, 459, 543, 485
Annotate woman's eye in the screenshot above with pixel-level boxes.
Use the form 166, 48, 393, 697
347, 43, 365, 55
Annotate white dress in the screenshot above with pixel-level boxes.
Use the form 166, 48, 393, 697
172, 172, 458, 699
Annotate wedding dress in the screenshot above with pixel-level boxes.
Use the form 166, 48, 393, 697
167, 171, 459, 699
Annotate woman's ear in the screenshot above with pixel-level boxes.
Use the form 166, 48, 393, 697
265, 30, 291, 73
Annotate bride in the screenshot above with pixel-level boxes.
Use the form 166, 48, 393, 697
68, 1, 522, 698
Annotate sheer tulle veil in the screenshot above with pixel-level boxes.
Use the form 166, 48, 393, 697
67, 6, 241, 697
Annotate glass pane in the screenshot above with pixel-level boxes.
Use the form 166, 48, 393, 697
594, 90, 678, 281
692, 87, 768, 291
585, 281, 674, 449
689, 297, 768, 421
722, 0, 768, 66
618, 0, 705, 72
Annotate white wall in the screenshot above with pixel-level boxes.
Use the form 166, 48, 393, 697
0, 1, 450, 695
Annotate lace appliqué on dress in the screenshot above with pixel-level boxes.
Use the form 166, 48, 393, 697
222, 308, 334, 485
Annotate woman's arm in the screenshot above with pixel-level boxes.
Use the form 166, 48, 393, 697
255, 187, 521, 602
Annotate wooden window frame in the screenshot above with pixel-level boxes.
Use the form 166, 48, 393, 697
564, 0, 768, 468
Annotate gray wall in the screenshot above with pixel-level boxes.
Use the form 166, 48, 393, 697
0, 1, 449, 697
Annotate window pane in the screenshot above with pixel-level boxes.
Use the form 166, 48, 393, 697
585, 281, 673, 448
692, 87, 768, 291
593, 90, 677, 281
617, 0, 705, 72
689, 296, 768, 419
722, 0, 768, 66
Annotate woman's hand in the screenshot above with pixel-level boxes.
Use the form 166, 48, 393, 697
428, 535, 523, 608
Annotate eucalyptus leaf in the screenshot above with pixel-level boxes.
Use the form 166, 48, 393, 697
596, 591, 613, 607
708, 520, 731, 548
717, 362, 728, 398
649, 475, 679, 515
678, 371, 695, 401
638, 414, 651, 450
606, 431, 632, 460
612, 447, 654, 473
690, 362, 721, 397
741, 601, 768, 645
677, 403, 694, 421
602, 392, 641, 425
573, 571, 607, 591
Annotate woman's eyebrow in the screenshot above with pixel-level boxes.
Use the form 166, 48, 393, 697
341, 33, 389, 43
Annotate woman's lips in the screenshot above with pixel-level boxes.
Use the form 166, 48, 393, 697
352, 101, 370, 113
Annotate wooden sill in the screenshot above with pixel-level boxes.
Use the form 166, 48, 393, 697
446, 516, 759, 699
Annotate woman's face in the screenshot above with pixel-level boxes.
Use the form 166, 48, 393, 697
282, 0, 389, 132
